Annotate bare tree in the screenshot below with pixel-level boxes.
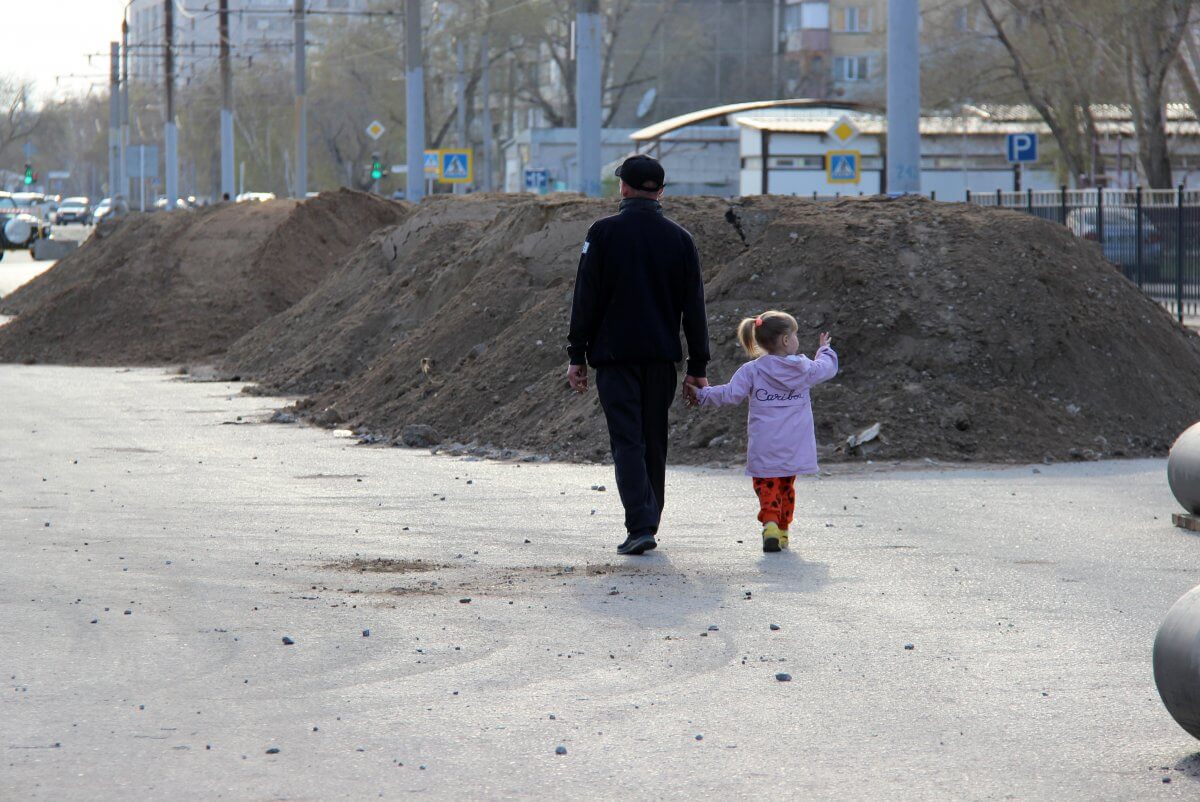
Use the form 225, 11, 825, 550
1119, 0, 1195, 187
981, 0, 1109, 186
0, 77, 41, 170
506, 0, 677, 128
1173, 27, 1200, 116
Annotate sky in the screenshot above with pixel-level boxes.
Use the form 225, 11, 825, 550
0, 0, 131, 102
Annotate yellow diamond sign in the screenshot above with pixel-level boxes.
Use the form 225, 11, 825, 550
365, 120, 386, 141
828, 116, 859, 144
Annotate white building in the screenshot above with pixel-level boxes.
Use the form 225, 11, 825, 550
629, 99, 864, 196
628, 102, 1200, 198
734, 107, 1065, 198
501, 128, 638, 194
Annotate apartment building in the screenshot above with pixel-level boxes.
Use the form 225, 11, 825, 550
782, 0, 885, 100
127, 0, 369, 82
782, 0, 979, 102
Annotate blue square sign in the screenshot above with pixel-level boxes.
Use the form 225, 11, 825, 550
826, 150, 860, 184
440, 149, 472, 183
523, 168, 549, 193
1006, 133, 1038, 164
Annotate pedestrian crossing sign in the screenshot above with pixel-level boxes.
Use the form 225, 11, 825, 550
424, 150, 441, 178
440, 149, 473, 184
826, 150, 860, 184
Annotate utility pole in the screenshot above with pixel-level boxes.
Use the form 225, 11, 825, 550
771, 0, 781, 98
886, 0, 921, 194
455, 39, 467, 194
575, 0, 602, 196
120, 19, 130, 200
164, 0, 178, 208
219, 0, 235, 200
455, 39, 467, 147
294, 0, 307, 199
109, 42, 120, 198
481, 32, 493, 193
405, 0, 426, 202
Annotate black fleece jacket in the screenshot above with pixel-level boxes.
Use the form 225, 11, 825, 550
566, 198, 711, 377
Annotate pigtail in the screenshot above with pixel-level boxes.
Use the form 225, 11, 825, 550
737, 317, 762, 357
736, 311, 798, 358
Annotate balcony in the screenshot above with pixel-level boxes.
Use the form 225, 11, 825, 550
785, 28, 831, 54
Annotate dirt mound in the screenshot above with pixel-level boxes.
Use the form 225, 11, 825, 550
229, 193, 1200, 465
0, 189, 407, 365
223, 193, 539, 392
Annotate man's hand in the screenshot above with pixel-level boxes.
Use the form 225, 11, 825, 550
567, 363, 589, 393
682, 375, 708, 407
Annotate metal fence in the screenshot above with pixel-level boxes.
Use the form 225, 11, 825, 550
967, 187, 1200, 322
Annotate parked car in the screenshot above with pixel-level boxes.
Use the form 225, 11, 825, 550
1066, 207, 1162, 267
10, 192, 52, 226
235, 192, 276, 203
54, 196, 91, 225
11, 192, 46, 212
0, 192, 50, 259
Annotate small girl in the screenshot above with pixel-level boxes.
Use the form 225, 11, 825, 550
686, 310, 838, 552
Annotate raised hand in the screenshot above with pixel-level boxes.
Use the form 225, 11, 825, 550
818, 332, 832, 349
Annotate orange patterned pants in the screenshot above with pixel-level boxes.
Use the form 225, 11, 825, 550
752, 476, 796, 527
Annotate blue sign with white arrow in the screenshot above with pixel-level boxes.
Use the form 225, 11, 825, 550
1006, 133, 1038, 163
524, 168, 549, 194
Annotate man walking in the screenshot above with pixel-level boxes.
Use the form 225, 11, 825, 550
566, 155, 710, 555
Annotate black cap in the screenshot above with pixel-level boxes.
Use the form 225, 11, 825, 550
615, 155, 665, 192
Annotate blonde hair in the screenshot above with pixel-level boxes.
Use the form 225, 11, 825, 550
737, 310, 798, 357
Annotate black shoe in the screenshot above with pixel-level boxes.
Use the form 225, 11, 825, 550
617, 533, 657, 555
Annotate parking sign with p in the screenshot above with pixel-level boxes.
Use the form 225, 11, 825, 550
1006, 133, 1038, 164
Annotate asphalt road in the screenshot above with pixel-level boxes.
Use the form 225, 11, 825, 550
2, 365, 1199, 800
0, 247, 56, 298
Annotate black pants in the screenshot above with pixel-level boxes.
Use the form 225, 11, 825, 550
595, 362, 677, 537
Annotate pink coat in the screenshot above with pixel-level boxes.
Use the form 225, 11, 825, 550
696, 346, 839, 477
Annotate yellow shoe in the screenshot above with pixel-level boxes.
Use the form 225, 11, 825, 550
779, 529, 789, 549
762, 522, 782, 553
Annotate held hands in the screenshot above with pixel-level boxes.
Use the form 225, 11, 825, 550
566, 363, 588, 393
818, 332, 832, 350
682, 375, 708, 408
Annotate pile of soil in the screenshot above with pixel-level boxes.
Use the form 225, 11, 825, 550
0, 189, 407, 365
228, 193, 1200, 465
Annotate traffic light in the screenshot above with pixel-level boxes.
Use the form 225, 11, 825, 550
23, 164, 33, 186
370, 155, 383, 181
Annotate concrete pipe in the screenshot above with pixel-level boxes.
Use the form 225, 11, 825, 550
1154, 584, 1200, 740
1168, 422, 1200, 515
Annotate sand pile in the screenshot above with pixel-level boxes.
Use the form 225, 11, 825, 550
0, 189, 407, 365
228, 194, 1200, 464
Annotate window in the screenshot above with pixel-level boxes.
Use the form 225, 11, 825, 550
801, 2, 830, 29
784, 4, 804, 32
838, 6, 871, 32
833, 55, 870, 81
955, 6, 989, 32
